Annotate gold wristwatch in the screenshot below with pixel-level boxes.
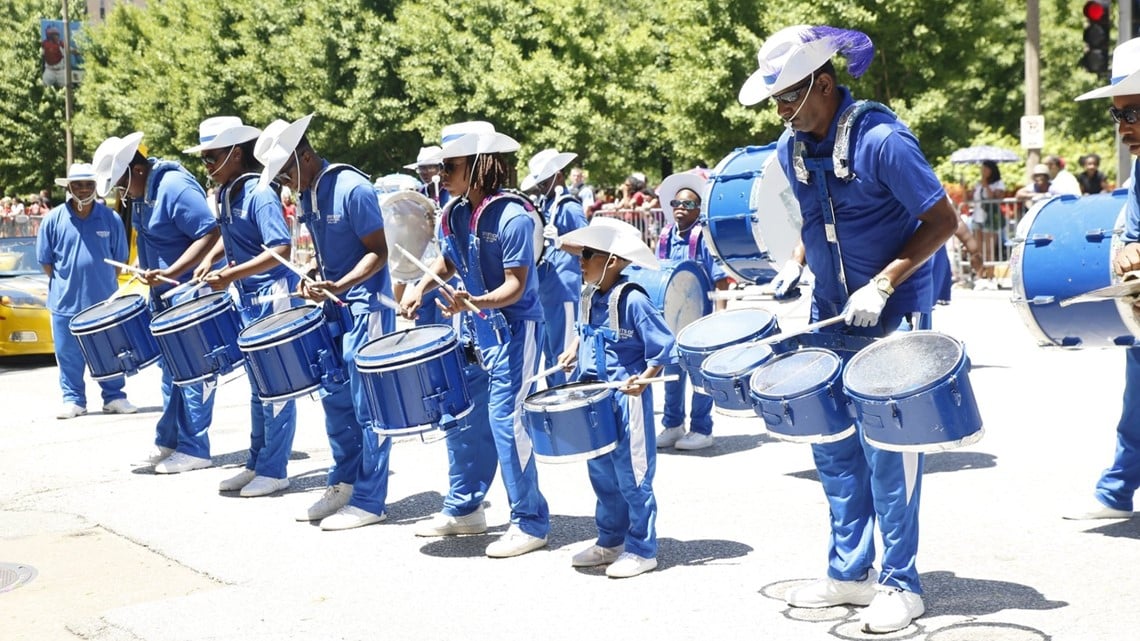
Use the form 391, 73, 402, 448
872, 274, 894, 296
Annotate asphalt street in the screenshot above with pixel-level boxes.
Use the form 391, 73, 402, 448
1, 287, 1137, 641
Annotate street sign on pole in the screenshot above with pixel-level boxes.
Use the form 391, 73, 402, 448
1021, 115, 1045, 150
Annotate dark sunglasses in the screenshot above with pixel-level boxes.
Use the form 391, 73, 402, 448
773, 77, 813, 104
670, 199, 699, 209
1109, 106, 1140, 125
581, 247, 607, 261
200, 150, 225, 166
442, 160, 464, 174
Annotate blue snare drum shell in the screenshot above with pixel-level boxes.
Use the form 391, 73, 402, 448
69, 294, 161, 380
238, 305, 341, 402
700, 342, 776, 415
748, 347, 854, 444
676, 308, 780, 394
524, 383, 619, 464
149, 291, 244, 385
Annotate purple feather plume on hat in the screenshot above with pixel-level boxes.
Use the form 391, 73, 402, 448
809, 26, 874, 78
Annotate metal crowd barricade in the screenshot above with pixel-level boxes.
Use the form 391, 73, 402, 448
958, 196, 1026, 286
591, 207, 667, 248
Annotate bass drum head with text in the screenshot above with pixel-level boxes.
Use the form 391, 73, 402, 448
703, 143, 802, 284
381, 190, 437, 283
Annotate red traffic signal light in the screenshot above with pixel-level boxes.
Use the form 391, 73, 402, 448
1082, 1, 1112, 74
1084, 0, 1108, 22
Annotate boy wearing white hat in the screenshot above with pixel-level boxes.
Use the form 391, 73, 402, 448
401, 121, 551, 558
404, 145, 448, 206
1065, 37, 1140, 522
521, 147, 588, 388
183, 116, 300, 498
556, 217, 676, 578
254, 114, 396, 530
93, 132, 221, 474
36, 163, 136, 419
740, 25, 959, 632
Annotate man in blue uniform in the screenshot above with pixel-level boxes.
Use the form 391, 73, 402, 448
255, 114, 395, 530
184, 116, 300, 498
739, 25, 958, 633
93, 132, 221, 474
557, 217, 677, 578
400, 121, 550, 558
37, 163, 137, 420
521, 147, 587, 388
654, 171, 729, 451
1066, 38, 1140, 522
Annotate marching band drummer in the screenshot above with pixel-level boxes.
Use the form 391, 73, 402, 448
404, 145, 449, 207
654, 171, 730, 452
93, 132, 221, 474
520, 147, 588, 388
739, 26, 957, 633
36, 163, 138, 420
1065, 38, 1140, 522
555, 217, 677, 579
254, 114, 396, 531
182, 116, 300, 499
400, 121, 551, 558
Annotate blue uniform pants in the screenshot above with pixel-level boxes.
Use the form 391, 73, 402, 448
51, 312, 126, 407
321, 310, 393, 516
1095, 346, 1140, 511
239, 286, 298, 479
154, 364, 215, 459
483, 319, 550, 538
442, 362, 497, 516
662, 363, 714, 434
587, 387, 658, 558
540, 299, 576, 388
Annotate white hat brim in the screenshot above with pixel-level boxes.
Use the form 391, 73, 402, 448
1076, 70, 1140, 101
558, 218, 659, 270
656, 173, 707, 209
93, 131, 144, 198
182, 125, 262, 154
255, 114, 313, 190
738, 38, 837, 106
521, 151, 577, 192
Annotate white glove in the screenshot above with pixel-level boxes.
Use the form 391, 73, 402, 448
771, 260, 804, 299
843, 282, 891, 327
543, 223, 558, 240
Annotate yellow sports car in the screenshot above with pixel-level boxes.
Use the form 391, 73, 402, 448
0, 236, 53, 356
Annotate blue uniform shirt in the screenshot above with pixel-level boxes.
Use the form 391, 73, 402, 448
1125, 159, 1140, 243
778, 86, 943, 315
578, 280, 677, 381
216, 175, 293, 296
661, 224, 726, 284
36, 201, 128, 314
537, 195, 588, 305
132, 160, 217, 293
445, 194, 543, 323
301, 161, 392, 313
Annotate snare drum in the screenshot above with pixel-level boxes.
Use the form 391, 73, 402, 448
149, 291, 243, 385
69, 294, 161, 380
523, 383, 619, 463
237, 305, 346, 402
700, 342, 777, 415
355, 325, 473, 436
703, 144, 802, 284
749, 348, 854, 444
622, 259, 712, 333
675, 308, 780, 394
1010, 191, 1140, 347
843, 331, 983, 453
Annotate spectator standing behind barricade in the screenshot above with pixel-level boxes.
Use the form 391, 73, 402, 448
654, 171, 730, 452
1015, 164, 1053, 203
522, 148, 588, 387
1078, 153, 1108, 194
93, 131, 221, 474
1066, 37, 1140, 522
568, 167, 595, 210
970, 160, 1004, 280
1045, 155, 1082, 196
36, 163, 137, 420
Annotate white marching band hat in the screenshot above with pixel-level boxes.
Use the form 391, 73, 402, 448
92, 131, 144, 198
54, 162, 97, 187
183, 116, 261, 154
254, 113, 313, 190
403, 145, 444, 169
656, 171, 707, 208
558, 216, 659, 271
739, 25, 875, 106
520, 148, 577, 192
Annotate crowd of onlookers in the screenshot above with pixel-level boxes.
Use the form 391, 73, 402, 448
0, 190, 52, 238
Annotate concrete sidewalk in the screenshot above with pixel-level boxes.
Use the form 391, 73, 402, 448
1, 288, 1136, 641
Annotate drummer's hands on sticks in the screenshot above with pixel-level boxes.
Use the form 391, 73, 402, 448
300, 279, 339, 303
619, 366, 662, 397
843, 282, 890, 327
772, 260, 804, 299
1114, 242, 1140, 276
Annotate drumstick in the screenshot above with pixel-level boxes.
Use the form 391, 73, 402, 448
525, 362, 565, 385
755, 314, 847, 346
393, 243, 487, 319
102, 274, 139, 306
571, 374, 679, 393
103, 258, 180, 285
160, 278, 204, 301
258, 244, 347, 308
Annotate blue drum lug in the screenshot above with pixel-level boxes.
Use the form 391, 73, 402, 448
116, 349, 138, 377
781, 400, 794, 425
206, 345, 232, 375
1085, 228, 1112, 242
949, 376, 962, 406
1027, 233, 1053, 246
888, 399, 902, 429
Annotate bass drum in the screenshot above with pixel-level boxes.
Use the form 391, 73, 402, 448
1010, 191, 1140, 347
622, 259, 712, 334
381, 190, 438, 283
703, 143, 802, 284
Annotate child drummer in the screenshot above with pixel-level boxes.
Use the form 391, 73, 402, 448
556, 217, 677, 578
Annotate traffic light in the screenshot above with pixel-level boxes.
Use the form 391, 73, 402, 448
1082, 0, 1112, 75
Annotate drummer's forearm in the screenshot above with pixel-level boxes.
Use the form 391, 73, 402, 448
471, 266, 526, 309
330, 254, 385, 294
638, 365, 663, 381
166, 229, 221, 279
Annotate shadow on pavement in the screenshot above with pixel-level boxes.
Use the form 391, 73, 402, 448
657, 433, 774, 458
922, 570, 1067, 617
1083, 517, 1140, 540
786, 450, 998, 483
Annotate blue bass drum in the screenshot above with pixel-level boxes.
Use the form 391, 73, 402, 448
1010, 191, 1140, 347
843, 331, 983, 453
675, 308, 781, 394
69, 294, 161, 380
355, 324, 473, 436
523, 383, 619, 463
749, 347, 854, 444
703, 143, 802, 284
622, 259, 712, 333
149, 291, 244, 385
237, 305, 346, 402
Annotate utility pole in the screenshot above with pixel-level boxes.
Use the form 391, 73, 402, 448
1025, 0, 1041, 176
61, 0, 74, 168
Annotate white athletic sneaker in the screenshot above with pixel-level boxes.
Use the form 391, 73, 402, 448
57, 403, 87, 420
154, 452, 212, 474
860, 586, 925, 633
102, 398, 138, 414
785, 574, 877, 608
296, 483, 353, 522
656, 426, 685, 449
319, 505, 386, 531
605, 552, 658, 578
415, 507, 488, 536
485, 525, 547, 558
240, 475, 290, 498
571, 544, 622, 567
674, 431, 714, 451
219, 469, 256, 492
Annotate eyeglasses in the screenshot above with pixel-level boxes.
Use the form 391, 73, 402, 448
442, 160, 465, 174
200, 151, 224, 166
1109, 106, 1140, 125
773, 77, 813, 104
581, 247, 606, 261
670, 199, 699, 210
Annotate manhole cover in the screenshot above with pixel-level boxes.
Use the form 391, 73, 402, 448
0, 563, 37, 594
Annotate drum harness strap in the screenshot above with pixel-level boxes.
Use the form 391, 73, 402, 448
578, 281, 647, 381
438, 194, 513, 353
136, 160, 201, 312
656, 223, 703, 261
538, 192, 582, 267
215, 173, 263, 304
790, 100, 897, 305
